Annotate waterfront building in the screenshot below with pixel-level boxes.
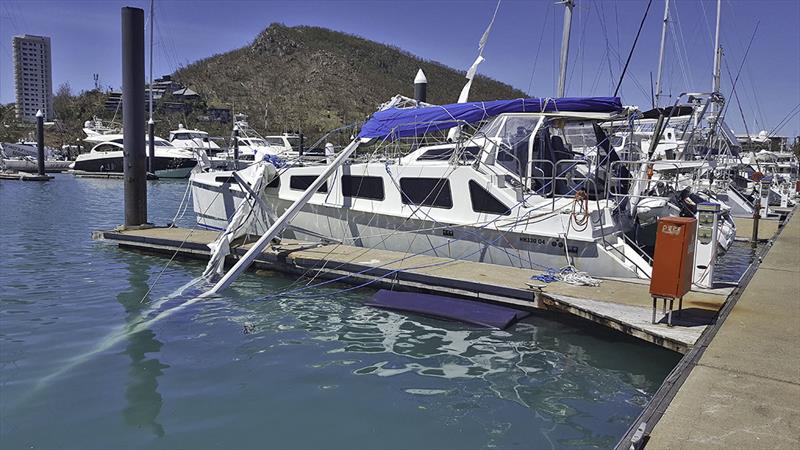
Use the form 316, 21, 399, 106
12, 34, 53, 121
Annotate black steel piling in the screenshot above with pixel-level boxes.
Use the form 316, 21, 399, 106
35, 110, 45, 176
122, 6, 147, 227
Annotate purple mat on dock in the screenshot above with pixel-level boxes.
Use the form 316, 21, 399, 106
365, 290, 531, 329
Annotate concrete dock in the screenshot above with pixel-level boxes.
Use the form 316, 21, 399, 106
732, 216, 781, 241
642, 210, 800, 449
94, 226, 732, 354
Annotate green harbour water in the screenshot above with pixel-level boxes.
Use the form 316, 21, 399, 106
0, 174, 682, 449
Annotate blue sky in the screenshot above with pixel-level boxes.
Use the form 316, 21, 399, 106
2, 0, 798, 136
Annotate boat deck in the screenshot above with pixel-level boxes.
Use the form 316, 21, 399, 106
93, 226, 735, 354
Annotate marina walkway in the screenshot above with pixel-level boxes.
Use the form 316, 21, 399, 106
646, 210, 800, 449
94, 226, 731, 353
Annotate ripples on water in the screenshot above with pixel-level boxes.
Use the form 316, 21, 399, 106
0, 175, 681, 449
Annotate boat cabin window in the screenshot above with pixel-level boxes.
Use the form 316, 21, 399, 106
468, 180, 511, 215
94, 144, 117, 152
289, 175, 328, 193
341, 175, 385, 200
265, 137, 285, 146
560, 122, 607, 154
267, 176, 280, 189
241, 138, 267, 147
399, 178, 453, 209
417, 146, 480, 161
478, 116, 542, 177
286, 137, 301, 151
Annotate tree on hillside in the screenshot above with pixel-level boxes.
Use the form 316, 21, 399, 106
0, 104, 29, 144
50, 84, 109, 153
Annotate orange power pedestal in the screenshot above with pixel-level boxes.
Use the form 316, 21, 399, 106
649, 216, 697, 325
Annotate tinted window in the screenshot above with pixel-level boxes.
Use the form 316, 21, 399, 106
290, 175, 328, 193
418, 146, 480, 161
95, 144, 117, 152
469, 180, 510, 215
399, 178, 452, 208
267, 176, 280, 189
341, 175, 384, 200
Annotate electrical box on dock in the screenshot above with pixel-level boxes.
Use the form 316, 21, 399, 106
650, 216, 696, 299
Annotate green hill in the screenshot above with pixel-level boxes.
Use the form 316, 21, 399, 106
174, 23, 525, 138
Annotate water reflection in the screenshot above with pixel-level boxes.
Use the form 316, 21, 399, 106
230, 287, 676, 446
116, 254, 168, 437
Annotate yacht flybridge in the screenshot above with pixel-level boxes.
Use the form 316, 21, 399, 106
168, 124, 220, 152
192, 96, 660, 280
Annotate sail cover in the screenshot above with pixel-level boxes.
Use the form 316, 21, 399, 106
358, 96, 623, 140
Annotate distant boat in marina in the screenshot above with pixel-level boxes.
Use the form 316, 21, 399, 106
70, 133, 197, 178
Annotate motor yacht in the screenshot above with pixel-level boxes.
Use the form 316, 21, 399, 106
70, 134, 197, 178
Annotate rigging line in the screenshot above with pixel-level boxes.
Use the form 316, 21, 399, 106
276, 161, 463, 294
589, 47, 608, 94
725, 0, 768, 130
613, 0, 621, 51
526, 3, 551, 95
268, 198, 561, 301
725, 61, 752, 142
267, 164, 572, 299
598, 21, 650, 99
719, 21, 759, 127
567, 1, 590, 95
593, 2, 616, 90
670, 1, 694, 88
136, 178, 227, 304
768, 104, 800, 137
667, 11, 690, 92
614, 0, 653, 97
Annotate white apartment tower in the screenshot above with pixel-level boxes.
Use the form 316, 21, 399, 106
13, 35, 53, 121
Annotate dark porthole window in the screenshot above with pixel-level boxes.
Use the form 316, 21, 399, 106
399, 178, 453, 208
469, 180, 511, 215
290, 175, 328, 193
341, 175, 384, 200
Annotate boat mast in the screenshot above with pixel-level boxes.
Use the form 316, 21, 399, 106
711, 0, 722, 113
654, 0, 670, 108
556, 0, 574, 98
148, 0, 154, 122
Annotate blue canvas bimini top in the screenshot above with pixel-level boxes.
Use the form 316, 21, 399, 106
357, 96, 623, 140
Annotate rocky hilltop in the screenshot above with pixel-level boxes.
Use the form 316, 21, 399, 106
174, 24, 525, 137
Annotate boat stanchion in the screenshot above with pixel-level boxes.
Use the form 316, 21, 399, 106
122, 6, 147, 227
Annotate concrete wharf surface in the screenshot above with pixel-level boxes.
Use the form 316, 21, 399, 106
94, 226, 733, 353
643, 210, 800, 449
